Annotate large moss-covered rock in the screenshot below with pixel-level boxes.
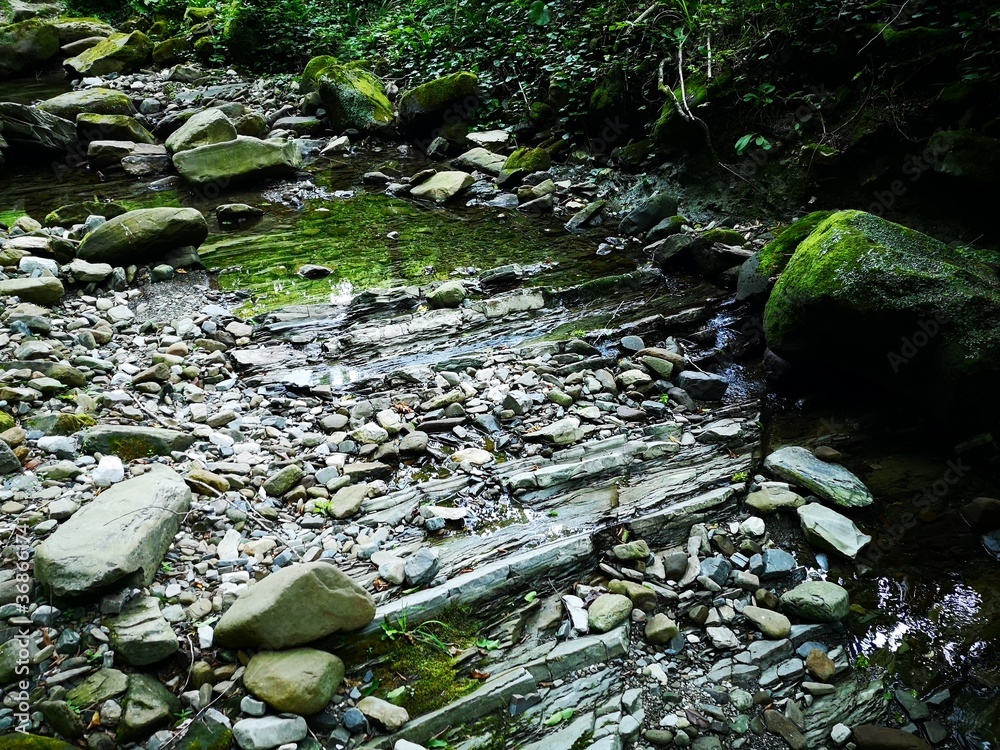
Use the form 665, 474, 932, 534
38, 88, 135, 121
118, 674, 181, 743
51, 17, 115, 44
213, 561, 375, 648
45, 200, 128, 226
498, 146, 551, 187
309, 59, 393, 132
0, 19, 60, 78
77, 113, 156, 144
737, 211, 833, 302
764, 210, 1000, 402
64, 31, 152, 76
165, 108, 237, 154
35, 465, 192, 598
77, 207, 207, 265
244, 649, 344, 714
300, 54, 337, 94
397, 71, 478, 129
0, 102, 75, 151
172, 136, 301, 186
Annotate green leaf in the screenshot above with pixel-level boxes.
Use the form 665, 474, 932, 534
385, 686, 407, 702
524, 590, 537, 603
528, 1, 552, 26
735, 133, 755, 155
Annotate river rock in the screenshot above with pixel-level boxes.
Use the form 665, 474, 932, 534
110, 596, 179, 665
453, 147, 506, 175
852, 725, 932, 750
213, 561, 376, 648
76, 113, 156, 144
77, 207, 208, 266
676, 370, 728, 401
47, 200, 127, 226
165, 108, 237, 154
0, 276, 64, 306
781, 581, 850, 622
397, 70, 478, 130
0, 440, 20, 474
35, 465, 192, 597
0, 102, 76, 150
645, 613, 679, 644
172, 135, 302, 186
232, 716, 308, 750
498, 147, 551, 186
244, 648, 344, 715
764, 446, 873, 507
764, 210, 1000, 413
79, 424, 196, 459
51, 17, 115, 44
0, 19, 59, 78
118, 674, 181, 742
588, 593, 632, 632
410, 171, 475, 203
38, 88, 135, 120
64, 31, 151, 76
427, 280, 467, 308
305, 58, 394, 132
743, 605, 792, 638
357, 696, 409, 731
797, 503, 871, 559
619, 190, 679, 236
746, 485, 805, 513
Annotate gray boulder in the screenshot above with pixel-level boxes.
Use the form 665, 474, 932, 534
0, 19, 59, 78
37, 88, 135, 120
110, 597, 179, 666
118, 674, 180, 743
0, 277, 64, 306
764, 446, 873, 508
619, 190, 679, 236
676, 370, 728, 401
165, 108, 237, 155
0, 102, 75, 151
797, 503, 871, 559
213, 561, 375, 648
780, 581, 850, 622
172, 135, 301, 187
0, 440, 20, 474
35, 465, 192, 598
64, 30, 151, 77
243, 648, 344, 715
410, 171, 474, 203
77, 207, 208, 266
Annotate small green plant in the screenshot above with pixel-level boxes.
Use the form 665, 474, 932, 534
743, 82, 777, 107
174, 708, 193, 727
732, 471, 749, 482
160, 561, 174, 574
476, 637, 501, 650
855, 654, 871, 670
570, 329, 587, 338
427, 741, 450, 750
659, 394, 671, 405
380, 611, 452, 654
547, 510, 559, 517
66, 699, 82, 715
312, 500, 332, 516
882, 688, 894, 703
735, 133, 773, 155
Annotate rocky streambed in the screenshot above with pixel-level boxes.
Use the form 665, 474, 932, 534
2, 8, 1000, 750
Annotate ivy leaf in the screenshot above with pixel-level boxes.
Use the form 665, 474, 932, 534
528, 1, 552, 26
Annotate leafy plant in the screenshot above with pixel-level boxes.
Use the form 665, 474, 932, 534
476, 637, 501, 650
743, 82, 777, 107
732, 470, 749, 482
528, 1, 551, 26
659, 394, 671, 405
174, 708, 193, 727
735, 133, 773, 155
855, 654, 871, 670
380, 610, 452, 654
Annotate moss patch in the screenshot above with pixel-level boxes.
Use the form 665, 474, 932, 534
25, 413, 96, 436
314, 61, 393, 131
398, 71, 478, 124
0, 411, 14, 431
757, 210, 834, 277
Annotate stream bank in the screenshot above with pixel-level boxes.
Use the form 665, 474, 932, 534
1, 11, 999, 750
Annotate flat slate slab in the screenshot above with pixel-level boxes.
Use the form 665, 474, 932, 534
35, 465, 192, 598
764, 446, 873, 507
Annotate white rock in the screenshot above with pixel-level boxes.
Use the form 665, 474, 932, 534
93, 455, 125, 487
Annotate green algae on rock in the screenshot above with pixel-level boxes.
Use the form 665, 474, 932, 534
736, 210, 833, 302
311, 60, 395, 132
64, 31, 152, 77
397, 71, 478, 129
0, 19, 60, 78
763, 210, 1000, 403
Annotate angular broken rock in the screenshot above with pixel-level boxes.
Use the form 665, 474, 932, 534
35, 465, 191, 598
764, 446, 873, 507
213, 561, 375, 649
797, 502, 871, 559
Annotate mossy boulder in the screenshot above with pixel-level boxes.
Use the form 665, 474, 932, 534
78, 207, 208, 265
737, 211, 833, 302
0, 411, 14, 431
118, 674, 182, 743
764, 210, 1000, 404
165, 108, 237, 154
309, 59, 394, 133
44, 200, 128, 227
172, 136, 302, 187
0, 19, 60, 78
51, 17, 115, 45
64, 31, 152, 77
38, 88, 135, 120
397, 71, 478, 130
300, 54, 338, 94
702, 228, 747, 246
76, 113, 156, 144
498, 147, 551, 187
152, 35, 191, 65
79, 425, 196, 460
25, 413, 97, 436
